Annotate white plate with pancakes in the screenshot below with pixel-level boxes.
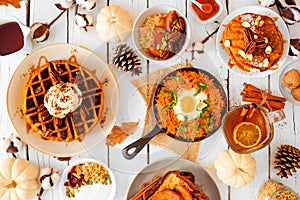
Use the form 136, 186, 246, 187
7, 43, 119, 157
126, 157, 221, 200
216, 6, 290, 78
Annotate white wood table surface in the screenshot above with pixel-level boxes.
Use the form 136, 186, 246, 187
1, 0, 300, 199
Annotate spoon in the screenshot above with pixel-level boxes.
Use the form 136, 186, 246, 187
191, 0, 213, 14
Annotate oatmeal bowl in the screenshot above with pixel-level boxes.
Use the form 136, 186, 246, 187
132, 5, 191, 64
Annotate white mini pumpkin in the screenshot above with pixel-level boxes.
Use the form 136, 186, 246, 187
0, 158, 39, 200
96, 5, 133, 42
214, 149, 256, 187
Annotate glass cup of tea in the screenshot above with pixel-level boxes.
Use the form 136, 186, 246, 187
222, 103, 285, 154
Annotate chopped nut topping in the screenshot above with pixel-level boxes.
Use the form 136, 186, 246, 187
259, 20, 265, 27
256, 38, 267, 48
242, 21, 251, 28
254, 35, 258, 39
38, 104, 50, 120
224, 40, 231, 47
49, 69, 62, 84
245, 41, 256, 54
263, 58, 269, 67
255, 16, 261, 26
264, 37, 268, 44
246, 54, 253, 61
244, 28, 253, 43
265, 46, 272, 54
35, 86, 42, 94
238, 50, 247, 59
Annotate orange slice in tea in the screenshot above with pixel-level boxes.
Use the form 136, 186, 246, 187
233, 122, 262, 149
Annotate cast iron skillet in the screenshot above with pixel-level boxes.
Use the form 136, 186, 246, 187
122, 67, 227, 159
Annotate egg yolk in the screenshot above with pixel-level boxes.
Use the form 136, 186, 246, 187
179, 96, 195, 113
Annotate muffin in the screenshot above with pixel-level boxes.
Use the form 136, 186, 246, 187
222, 13, 284, 72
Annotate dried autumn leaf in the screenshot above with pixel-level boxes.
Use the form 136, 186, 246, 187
106, 121, 139, 146
0, 0, 21, 8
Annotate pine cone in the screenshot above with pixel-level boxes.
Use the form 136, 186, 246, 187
112, 44, 142, 76
274, 144, 300, 178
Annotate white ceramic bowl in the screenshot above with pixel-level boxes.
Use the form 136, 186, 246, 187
216, 6, 290, 78
132, 5, 191, 64
59, 158, 116, 200
0, 16, 32, 56
7, 43, 119, 157
189, 0, 223, 24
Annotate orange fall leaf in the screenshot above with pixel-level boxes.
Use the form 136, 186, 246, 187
106, 121, 139, 146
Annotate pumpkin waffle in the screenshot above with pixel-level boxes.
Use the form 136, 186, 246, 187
22, 55, 104, 142
221, 13, 284, 72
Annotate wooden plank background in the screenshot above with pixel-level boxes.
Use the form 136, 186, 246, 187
0, 0, 299, 199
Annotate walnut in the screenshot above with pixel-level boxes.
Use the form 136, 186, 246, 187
291, 87, 300, 101
241, 21, 251, 28
282, 69, 300, 89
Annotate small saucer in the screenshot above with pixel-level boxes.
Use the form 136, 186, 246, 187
189, 0, 223, 24
279, 59, 300, 106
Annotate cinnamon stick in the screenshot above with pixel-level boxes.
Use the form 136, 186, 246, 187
129, 177, 162, 200
242, 97, 285, 110
241, 88, 286, 102
241, 83, 286, 111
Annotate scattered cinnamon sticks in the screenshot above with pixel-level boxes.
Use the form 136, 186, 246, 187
241, 83, 286, 111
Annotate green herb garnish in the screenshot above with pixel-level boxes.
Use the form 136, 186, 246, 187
197, 82, 208, 90
176, 126, 186, 133
172, 76, 181, 81
184, 115, 189, 126
200, 124, 208, 131
165, 90, 177, 110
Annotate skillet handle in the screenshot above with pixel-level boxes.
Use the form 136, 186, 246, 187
122, 125, 162, 159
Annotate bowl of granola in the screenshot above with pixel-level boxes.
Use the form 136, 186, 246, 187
59, 158, 116, 200
132, 5, 191, 63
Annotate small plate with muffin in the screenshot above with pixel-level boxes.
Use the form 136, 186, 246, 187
216, 6, 290, 78
279, 59, 300, 106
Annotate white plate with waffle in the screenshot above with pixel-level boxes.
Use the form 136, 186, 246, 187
7, 43, 119, 157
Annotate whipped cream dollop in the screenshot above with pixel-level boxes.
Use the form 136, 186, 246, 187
44, 82, 82, 119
